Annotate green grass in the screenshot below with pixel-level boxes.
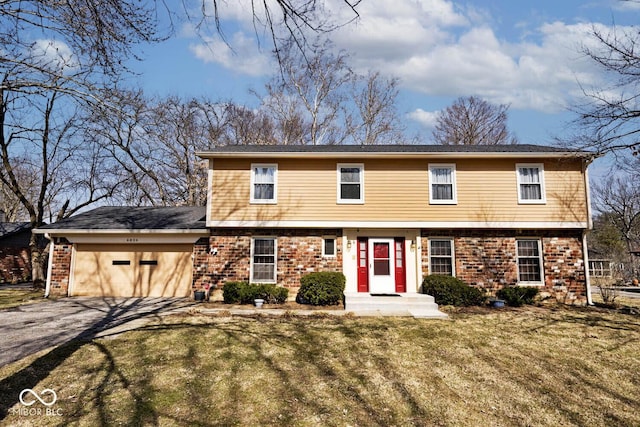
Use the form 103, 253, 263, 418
0, 305, 639, 426
0, 287, 44, 309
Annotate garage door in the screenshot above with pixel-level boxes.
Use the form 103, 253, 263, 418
72, 244, 193, 297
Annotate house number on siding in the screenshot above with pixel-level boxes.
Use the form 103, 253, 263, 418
126, 238, 139, 243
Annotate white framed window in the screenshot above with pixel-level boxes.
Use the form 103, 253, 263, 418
251, 164, 277, 204
516, 163, 545, 204
516, 239, 543, 284
429, 164, 457, 204
322, 237, 337, 257
429, 238, 455, 276
251, 237, 277, 283
337, 163, 364, 204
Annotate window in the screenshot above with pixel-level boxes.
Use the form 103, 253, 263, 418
139, 260, 158, 266
337, 164, 364, 203
251, 237, 276, 283
516, 239, 543, 283
251, 164, 277, 203
429, 164, 457, 204
112, 260, 130, 266
429, 239, 455, 276
323, 237, 336, 257
516, 163, 545, 203
589, 260, 612, 277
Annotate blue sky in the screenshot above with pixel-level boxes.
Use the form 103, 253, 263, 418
130, 0, 639, 173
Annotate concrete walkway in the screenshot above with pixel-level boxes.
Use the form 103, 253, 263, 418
0, 297, 192, 367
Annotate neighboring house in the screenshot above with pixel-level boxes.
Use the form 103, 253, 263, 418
36, 144, 596, 305
0, 221, 33, 283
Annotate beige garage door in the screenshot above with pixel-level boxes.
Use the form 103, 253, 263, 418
72, 244, 193, 297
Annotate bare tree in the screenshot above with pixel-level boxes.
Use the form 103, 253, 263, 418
259, 37, 406, 146
262, 38, 353, 145
432, 96, 518, 145
570, 20, 640, 156
189, 0, 362, 60
591, 173, 640, 280
350, 71, 404, 145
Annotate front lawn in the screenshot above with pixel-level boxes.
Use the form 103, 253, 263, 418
0, 286, 44, 309
0, 305, 638, 426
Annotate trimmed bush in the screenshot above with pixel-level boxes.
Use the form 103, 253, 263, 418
296, 272, 346, 306
222, 281, 244, 304
421, 275, 486, 306
496, 286, 539, 307
223, 282, 289, 305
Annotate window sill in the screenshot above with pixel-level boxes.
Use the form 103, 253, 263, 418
517, 200, 546, 205
429, 200, 458, 205
250, 200, 278, 205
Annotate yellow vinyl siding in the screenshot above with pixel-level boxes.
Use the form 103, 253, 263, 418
209, 157, 588, 224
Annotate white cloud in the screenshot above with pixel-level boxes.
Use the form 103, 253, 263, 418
184, 0, 623, 114
31, 39, 78, 72
328, 1, 617, 113
611, 0, 640, 11
189, 32, 271, 77
408, 108, 440, 128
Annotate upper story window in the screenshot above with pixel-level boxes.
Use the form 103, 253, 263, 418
429, 164, 457, 204
251, 164, 277, 204
337, 163, 364, 204
516, 163, 545, 204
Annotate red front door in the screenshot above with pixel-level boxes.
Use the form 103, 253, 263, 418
356, 237, 406, 293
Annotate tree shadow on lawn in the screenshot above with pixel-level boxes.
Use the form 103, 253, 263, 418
2, 304, 639, 426
0, 297, 188, 422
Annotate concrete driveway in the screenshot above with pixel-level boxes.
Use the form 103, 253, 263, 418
0, 297, 193, 367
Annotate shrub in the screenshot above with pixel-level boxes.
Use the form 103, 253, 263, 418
268, 286, 289, 304
223, 281, 289, 305
421, 275, 486, 306
496, 286, 539, 307
296, 272, 346, 306
222, 281, 245, 304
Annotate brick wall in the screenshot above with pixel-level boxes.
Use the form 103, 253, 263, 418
49, 239, 72, 296
0, 248, 30, 283
421, 230, 587, 304
192, 229, 342, 294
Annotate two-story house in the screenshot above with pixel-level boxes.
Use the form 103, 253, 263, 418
36, 144, 595, 307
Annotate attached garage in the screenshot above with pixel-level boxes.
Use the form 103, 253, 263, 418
71, 243, 194, 297
35, 206, 208, 298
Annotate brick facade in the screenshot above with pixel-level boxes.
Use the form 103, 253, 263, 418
0, 247, 31, 283
192, 229, 342, 293
421, 229, 587, 304
48, 238, 72, 296
44, 229, 587, 304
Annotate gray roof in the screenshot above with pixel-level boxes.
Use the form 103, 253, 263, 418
35, 206, 207, 232
0, 222, 31, 238
198, 144, 592, 156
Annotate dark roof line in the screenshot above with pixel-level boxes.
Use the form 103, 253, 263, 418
35, 206, 207, 232
197, 143, 593, 155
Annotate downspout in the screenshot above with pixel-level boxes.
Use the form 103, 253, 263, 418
583, 231, 593, 305
583, 156, 595, 305
44, 233, 54, 298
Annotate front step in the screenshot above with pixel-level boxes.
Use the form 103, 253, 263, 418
344, 293, 448, 319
